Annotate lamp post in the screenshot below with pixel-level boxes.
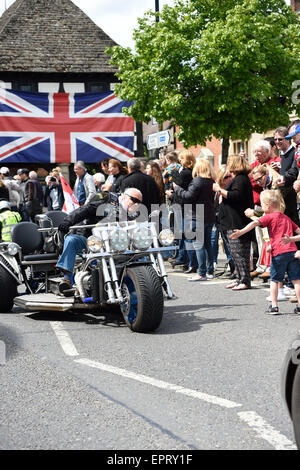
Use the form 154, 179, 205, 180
155, 0, 159, 22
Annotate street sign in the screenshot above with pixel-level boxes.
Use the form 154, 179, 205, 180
146, 130, 171, 150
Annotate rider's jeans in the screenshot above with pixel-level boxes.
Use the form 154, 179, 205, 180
56, 234, 87, 274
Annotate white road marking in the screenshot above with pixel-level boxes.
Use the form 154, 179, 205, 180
238, 411, 297, 450
50, 321, 79, 357
50, 323, 295, 449
74, 357, 241, 409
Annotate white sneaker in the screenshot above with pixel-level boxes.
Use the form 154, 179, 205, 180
207, 274, 214, 279
283, 287, 295, 297
266, 292, 287, 302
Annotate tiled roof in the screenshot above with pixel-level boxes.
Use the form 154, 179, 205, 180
0, 0, 118, 73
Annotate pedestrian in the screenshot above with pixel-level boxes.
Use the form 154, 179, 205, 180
245, 165, 288, 300
44, 175, 64, 211
250, 140, 281, 209
120, 158, 161, 215
173, 158, 216, 281
101, 159, 128, 193
162, 151, 181, 192
51, 167, 62, 181
73, 161, 97, 206
248, 164, 283, 281
0, 200, 21, 242
100, 158, 110, 178
93, 173, 106, 194
0, 167, 22, 212
166, 150, 197, 272
17, 168, 41, 222
145, 161, 165, 204
230, 189, 300, 315
291, 121, 300, 207
287, 121, 300, 171
213, 165, 234, 275
0, 174, 9, 202
213, 154, 254, 290
274, 126, 299, 224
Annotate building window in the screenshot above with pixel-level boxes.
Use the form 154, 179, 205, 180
63, 83, 85, 93
86, 82, 110, 93
38, 83, 60, 93
233, 141, 247, 156
13, 82, 38, 92
0, 81, 12, 89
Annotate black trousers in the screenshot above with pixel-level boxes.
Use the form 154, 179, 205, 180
227, 230, 251, 287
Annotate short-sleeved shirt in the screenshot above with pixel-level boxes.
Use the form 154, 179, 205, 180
259, 211, 299, 257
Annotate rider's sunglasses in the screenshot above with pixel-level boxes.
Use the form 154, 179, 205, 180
125, 194, 141, 204
274, 138, 284, 142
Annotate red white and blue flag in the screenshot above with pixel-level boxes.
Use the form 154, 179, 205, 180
0, 89, 135, 164
60, 174, 80, 214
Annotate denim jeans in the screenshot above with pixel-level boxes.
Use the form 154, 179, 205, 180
185, 221, 214, 276
56, 234, 87, 274
211, 225, 231, 264
270, 251, 300, 283
173, 213, 195, 266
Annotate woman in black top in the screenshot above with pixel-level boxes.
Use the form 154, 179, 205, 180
213, 155, 254, 290
173, 158, 216, 281
101, 159, 128, 194
146, 161, 165, 204
166, 150, 197, 270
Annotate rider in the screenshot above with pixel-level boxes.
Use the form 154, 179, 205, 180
0, 200, 22, 242
56, 188, 143, 293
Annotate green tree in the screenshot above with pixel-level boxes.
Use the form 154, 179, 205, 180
108, 0, 300, 162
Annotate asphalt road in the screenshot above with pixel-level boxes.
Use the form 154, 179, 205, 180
0, 259, 299, 451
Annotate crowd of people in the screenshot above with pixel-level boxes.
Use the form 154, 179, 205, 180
0, 120, 299, 313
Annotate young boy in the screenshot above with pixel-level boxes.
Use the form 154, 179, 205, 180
229, 189, 300, 315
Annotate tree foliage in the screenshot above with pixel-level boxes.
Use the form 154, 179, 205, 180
107, 0, 300, 156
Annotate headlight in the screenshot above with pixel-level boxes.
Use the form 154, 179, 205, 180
7, 243, 19, 256
0, 242, 19, 256
87, 236, 103, 253
131, 226, 152, 251
159, 229, 175, 246
109, 228, 128, 252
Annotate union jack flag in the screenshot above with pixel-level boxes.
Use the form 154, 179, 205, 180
0, 89, 135, 164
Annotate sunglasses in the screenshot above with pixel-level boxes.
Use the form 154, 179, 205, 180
224, 175, 231, 180
253, 175, 264, 183
125, 194, 141, 204
274, 138, 284, 142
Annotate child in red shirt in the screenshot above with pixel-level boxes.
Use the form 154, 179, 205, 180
230, 189, 300, 315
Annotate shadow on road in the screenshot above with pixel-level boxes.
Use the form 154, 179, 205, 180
159, 303, 247, 334
13, 306, 126, 328
12, 301, 250, 335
